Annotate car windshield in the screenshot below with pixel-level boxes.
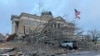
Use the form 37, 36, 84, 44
63, 41, 71, 43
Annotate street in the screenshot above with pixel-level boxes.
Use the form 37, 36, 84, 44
66, 51, 100, 56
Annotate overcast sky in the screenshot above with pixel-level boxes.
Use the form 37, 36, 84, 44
0, 0, 100, 34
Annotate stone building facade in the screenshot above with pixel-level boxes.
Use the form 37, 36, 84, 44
11, 11, 75, 37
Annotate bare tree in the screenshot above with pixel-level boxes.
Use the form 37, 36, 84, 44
88, 29, 100, 44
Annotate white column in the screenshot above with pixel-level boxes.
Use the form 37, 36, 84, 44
12, 21, 16, 34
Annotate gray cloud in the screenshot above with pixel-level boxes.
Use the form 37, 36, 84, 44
0, 0, 100, 34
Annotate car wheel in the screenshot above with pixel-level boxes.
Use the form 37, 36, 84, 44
66, 45, 73, 50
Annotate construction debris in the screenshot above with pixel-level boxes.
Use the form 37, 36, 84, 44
5, 34, 17, 42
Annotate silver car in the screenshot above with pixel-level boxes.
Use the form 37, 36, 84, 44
60, 40, 78, 50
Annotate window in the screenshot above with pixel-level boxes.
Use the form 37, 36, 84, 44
58, 23, 60, 28
25, 20, 39, 26
25, 26, 30, 34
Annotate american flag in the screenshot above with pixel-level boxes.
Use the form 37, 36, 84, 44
75, 9, 80, 19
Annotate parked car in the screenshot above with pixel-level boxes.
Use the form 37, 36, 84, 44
60, 40, 78, 50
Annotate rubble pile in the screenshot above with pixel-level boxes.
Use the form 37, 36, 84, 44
77, 40, 95, 51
